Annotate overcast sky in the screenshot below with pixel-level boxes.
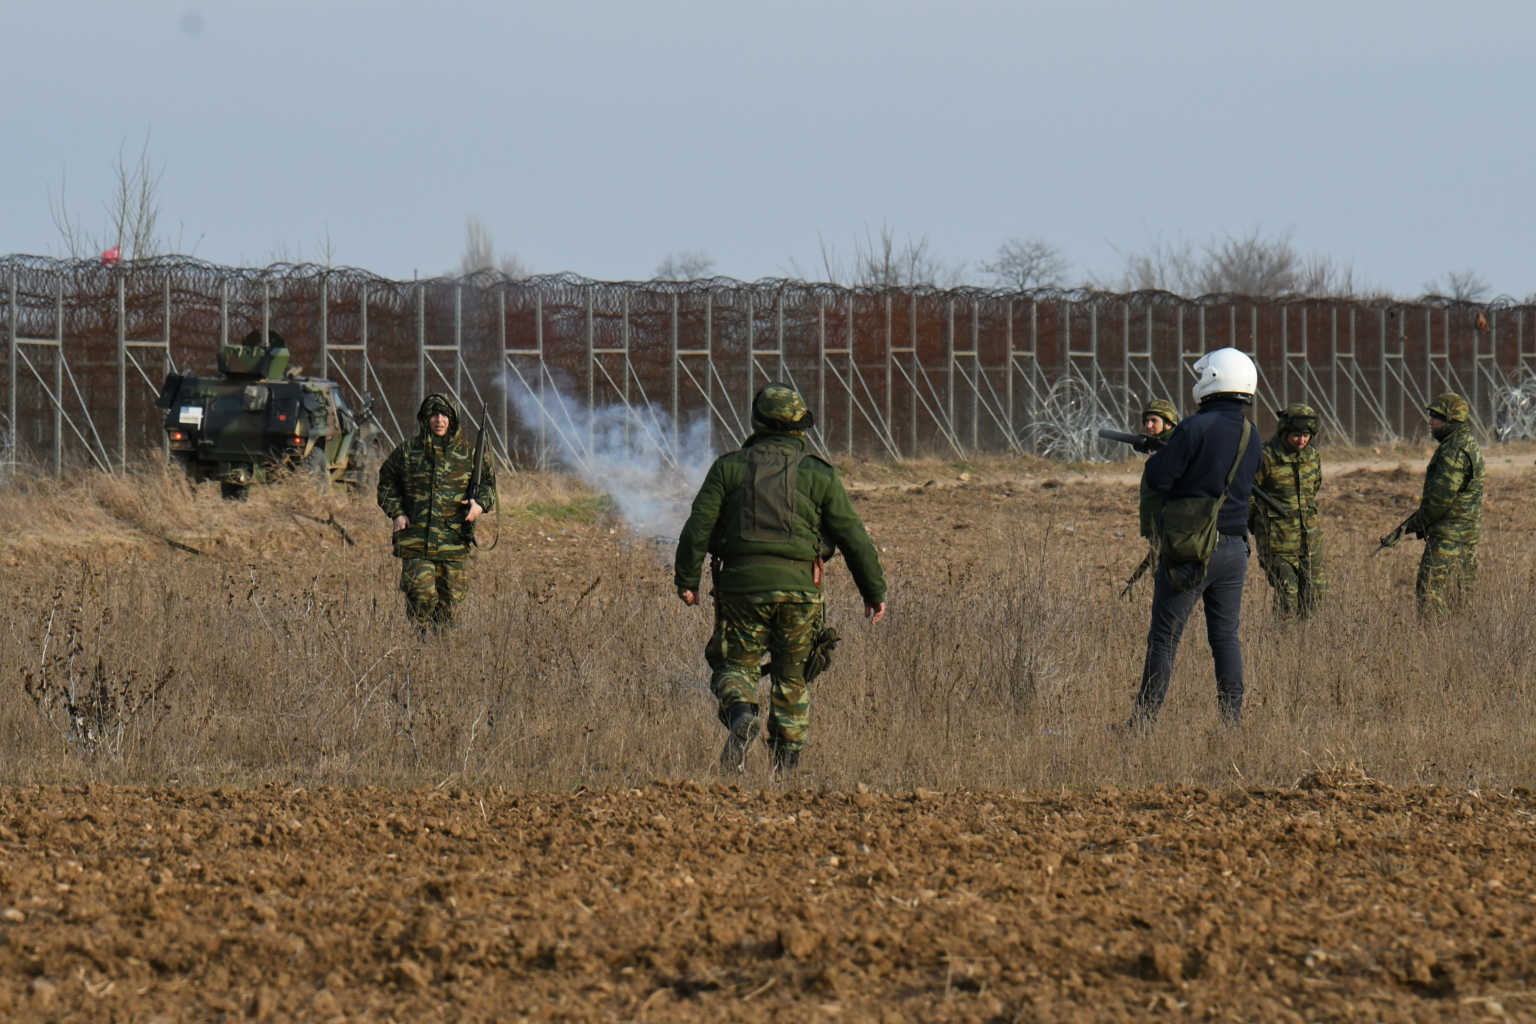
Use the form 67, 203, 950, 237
4, 1, 1533, 297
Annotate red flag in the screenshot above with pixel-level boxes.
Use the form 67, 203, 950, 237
100, 246, 121, 267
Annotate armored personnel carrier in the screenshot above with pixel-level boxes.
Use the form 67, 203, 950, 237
155, 329, 376, 498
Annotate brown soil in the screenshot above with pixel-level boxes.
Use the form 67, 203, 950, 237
2, 782, 1532, 1021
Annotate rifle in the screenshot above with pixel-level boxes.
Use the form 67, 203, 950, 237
464, 402, 488, 546
1121, 548, 1154, 598
1374, 512, 1419, 556
1098, 428, 1163, 454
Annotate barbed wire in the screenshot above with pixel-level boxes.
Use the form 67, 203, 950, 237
2, 254, 1534, 469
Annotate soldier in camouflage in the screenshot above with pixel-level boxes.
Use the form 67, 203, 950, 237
377, 394, 495, 631
1403, 393, 1484, 617
1142, 400, 1179, 442
675, 384, 887, 774
1138, 400, 1180, 541
1249, 403, 1327, 620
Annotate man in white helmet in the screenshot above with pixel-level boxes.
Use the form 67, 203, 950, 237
1126, 347, 1261, 728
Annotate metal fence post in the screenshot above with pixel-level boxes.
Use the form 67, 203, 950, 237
117, 277, 127, 470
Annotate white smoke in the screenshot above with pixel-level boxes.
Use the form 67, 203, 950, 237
503, 376, 721, 541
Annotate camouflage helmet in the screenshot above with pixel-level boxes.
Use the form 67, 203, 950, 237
1426, 392, 1470, 423
1277, 403, 1319, 436
751, 384, 815, 431
1141, 399, 1179, 430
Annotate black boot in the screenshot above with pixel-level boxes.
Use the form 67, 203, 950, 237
772, 745, 800, 775
719, 703, 760, 771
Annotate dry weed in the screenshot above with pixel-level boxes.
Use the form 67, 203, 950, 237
0, 458, 1532, 792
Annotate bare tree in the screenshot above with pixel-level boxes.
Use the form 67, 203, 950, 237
1109, 229, 1367, 299
654, 250, 716, 280
460, 215, 496, 274
1422, 269, 1489, 303
49, 130, 172, 261
459, 215, 528, 278
988, 238, 1069, 290
1107, 236, 1201, 293
1296, 253, 1358, 298
981, 237, 1069, 290
1194, 229, 1301, 297
818, 223, 959, 288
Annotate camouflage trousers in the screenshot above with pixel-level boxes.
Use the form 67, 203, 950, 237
1261, 555, 1327, 620
399, 557, 470, 628
707, 593, 824, 754
1417, 538, 1477, 618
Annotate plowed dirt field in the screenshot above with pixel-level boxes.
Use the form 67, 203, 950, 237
2, 781, 1533, 1021
3, 452, 1536, 1020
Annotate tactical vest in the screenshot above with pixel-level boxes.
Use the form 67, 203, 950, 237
733, 443, 806, 544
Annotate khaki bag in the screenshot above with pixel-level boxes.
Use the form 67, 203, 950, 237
1157, 420, 1253, 592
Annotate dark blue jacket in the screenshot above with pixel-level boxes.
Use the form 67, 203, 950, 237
1143, 397, 1260, 537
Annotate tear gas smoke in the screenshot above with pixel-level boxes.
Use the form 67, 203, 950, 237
504, 377, 720, 544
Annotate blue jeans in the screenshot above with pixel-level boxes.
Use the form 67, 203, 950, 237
1134, 533, 1249, 722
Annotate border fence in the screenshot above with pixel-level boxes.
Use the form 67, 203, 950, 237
4, 254, 1535, 475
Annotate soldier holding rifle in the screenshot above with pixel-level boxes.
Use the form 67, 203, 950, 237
1376, 393, 1484, 617
377, 394, 496, 632
1100, 400, 1181, 597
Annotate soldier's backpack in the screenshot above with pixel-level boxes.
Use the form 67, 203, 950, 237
1157, 419, 1253, 592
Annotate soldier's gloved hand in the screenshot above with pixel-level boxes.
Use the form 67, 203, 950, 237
1132, 436, 1159, 454
1405, 511, 1427, 539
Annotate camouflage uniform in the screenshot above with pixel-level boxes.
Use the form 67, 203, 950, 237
1138, 400, 1180, 541
1249, 404, 1327, 619
1407, 394, 1484, 617
675, 385, 886, 771
376, 394, 496, 630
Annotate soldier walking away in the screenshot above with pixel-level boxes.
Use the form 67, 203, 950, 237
1386, 393, 1485, 618
1250, 403, 1327, 620
674, 385, 887, 774
1124, 348, 1260, 729
377, 394, 496, 633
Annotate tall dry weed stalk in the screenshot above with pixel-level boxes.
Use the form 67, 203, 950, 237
0, 462, 1532, 791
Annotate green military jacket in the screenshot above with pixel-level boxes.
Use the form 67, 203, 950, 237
1137, 424, 1178, 539
1249, 435, 1323, 563
674, 431, 887, 605
1416, 421, 1484, 541
377, 394, 496, 562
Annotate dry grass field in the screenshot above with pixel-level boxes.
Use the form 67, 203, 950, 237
1, 444, 1534, 1019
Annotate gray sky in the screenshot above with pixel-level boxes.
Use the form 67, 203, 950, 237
5, 0, 1534, 297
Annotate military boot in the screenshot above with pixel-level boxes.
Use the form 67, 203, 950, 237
719, 703, 760, 772
772, 745, 800, 775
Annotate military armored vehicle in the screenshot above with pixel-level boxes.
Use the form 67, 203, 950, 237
155, 329, 377, 498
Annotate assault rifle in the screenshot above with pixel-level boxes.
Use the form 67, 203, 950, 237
1097, 428, 1163, 454
1373, 511, 1420, 556
1121, 548, 1155, 598
464, 402, 488, 546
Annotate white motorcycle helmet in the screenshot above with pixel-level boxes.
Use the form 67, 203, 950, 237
1191, 347, 1257, 403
